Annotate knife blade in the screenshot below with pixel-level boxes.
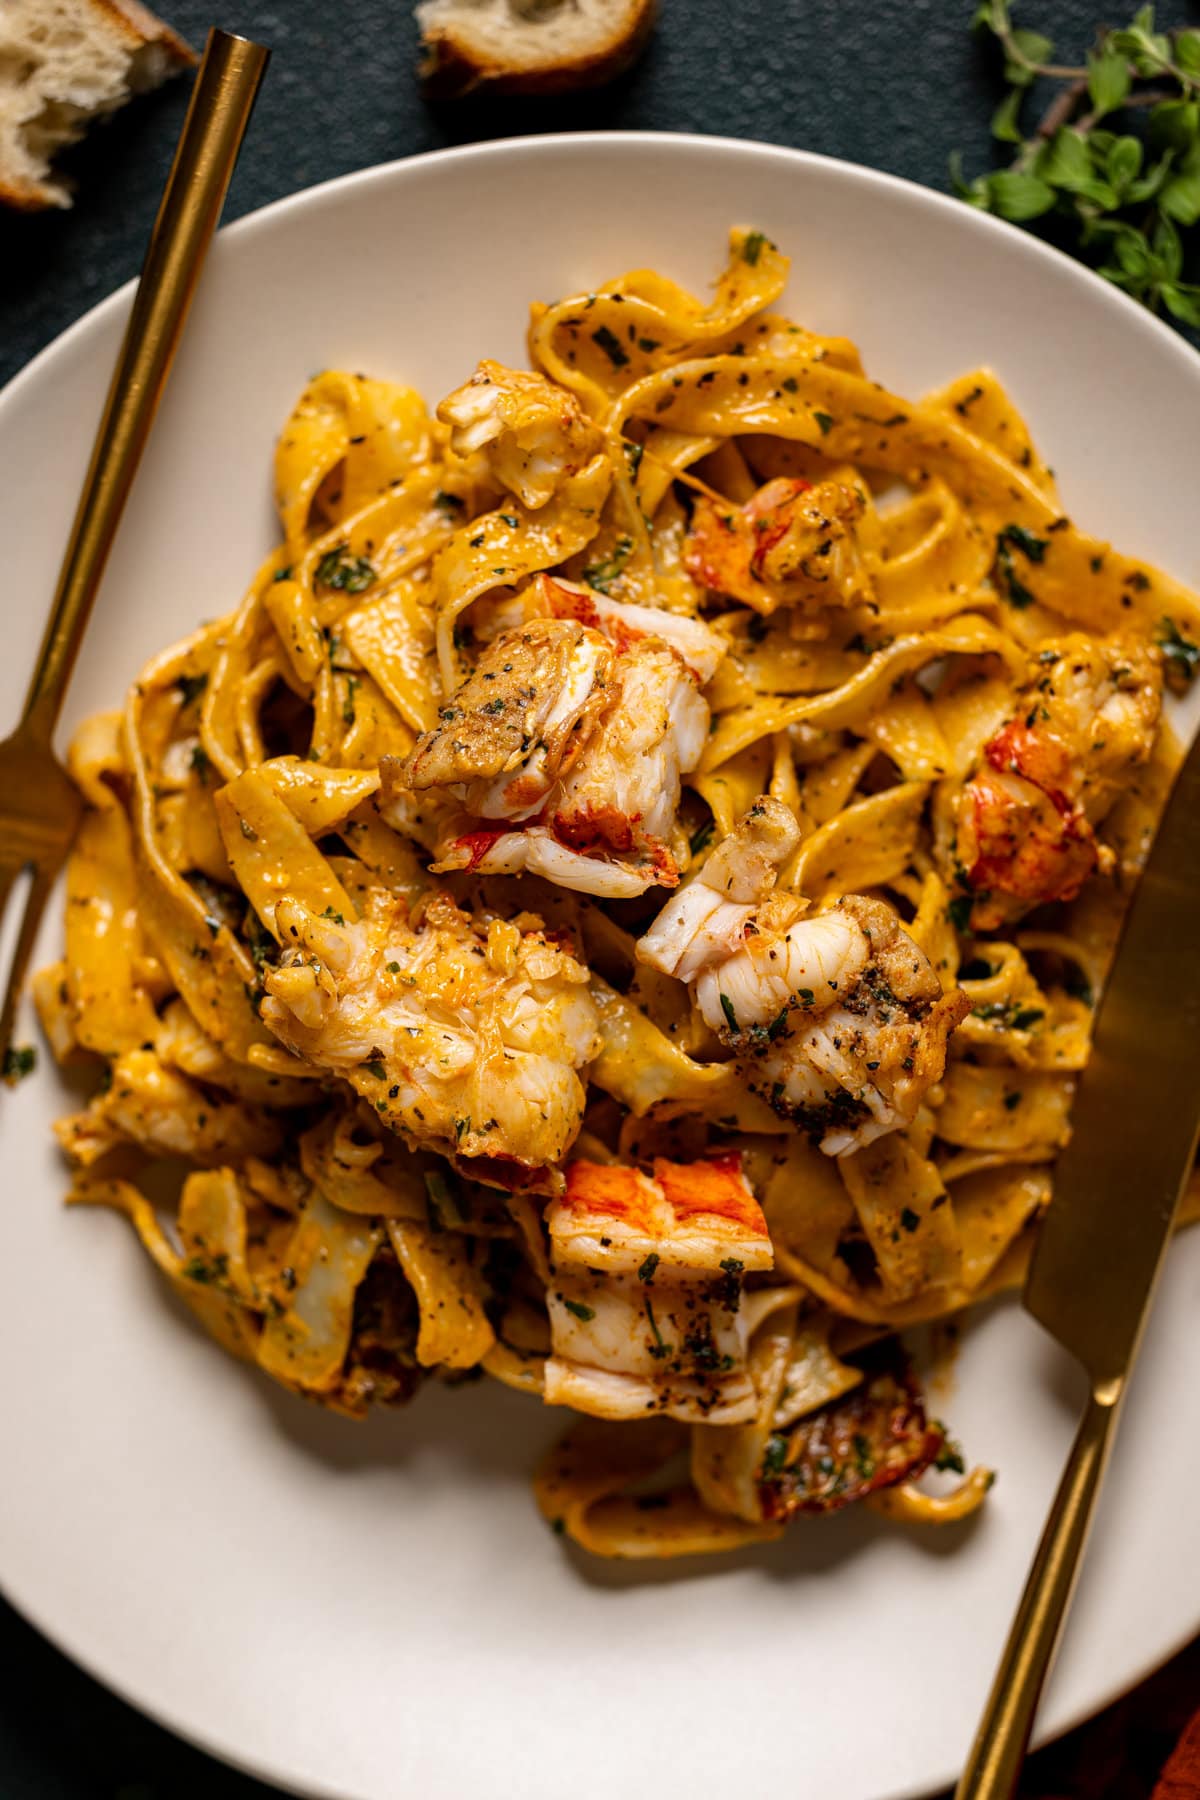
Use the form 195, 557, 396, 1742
956, 719, 1200, 1800
1024, 721, 1200, 1384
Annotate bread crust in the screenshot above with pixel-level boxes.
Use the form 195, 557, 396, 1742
0, 0, 195, 211
90, 0, 196, 65
420, 0, 656, 98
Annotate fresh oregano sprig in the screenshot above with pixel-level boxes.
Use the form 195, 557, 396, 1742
952, 3, 1200, 324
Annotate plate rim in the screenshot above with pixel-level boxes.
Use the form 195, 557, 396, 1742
3, 127, 1199, 426
2, 128, 1198, 1800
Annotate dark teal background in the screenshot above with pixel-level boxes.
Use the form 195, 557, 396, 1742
1, 2, 1196, 1793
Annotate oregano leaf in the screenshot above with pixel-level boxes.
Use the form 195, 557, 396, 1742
987, 170, 1057, 220
1088, 48, 1132, 117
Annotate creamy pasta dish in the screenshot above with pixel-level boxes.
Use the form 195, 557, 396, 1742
38, 230, 1200, 1558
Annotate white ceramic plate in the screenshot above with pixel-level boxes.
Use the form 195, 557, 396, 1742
2, 134, 1199, 1800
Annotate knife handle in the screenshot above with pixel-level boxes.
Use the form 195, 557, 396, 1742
954, 1384, 1122, 1800
20, 29, 269, 746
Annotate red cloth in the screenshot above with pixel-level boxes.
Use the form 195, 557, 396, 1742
1154, 1709, 1200, 1800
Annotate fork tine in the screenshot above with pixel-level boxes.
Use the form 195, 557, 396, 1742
0, 863, 53, 1064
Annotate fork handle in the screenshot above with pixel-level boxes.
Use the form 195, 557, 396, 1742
21, 29, 268, 746
954, 1384, 1123, 1800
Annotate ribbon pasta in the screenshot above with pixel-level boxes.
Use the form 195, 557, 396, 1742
35, 229, 1200, 1560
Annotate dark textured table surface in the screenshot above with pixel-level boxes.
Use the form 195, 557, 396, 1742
2, 2, 1198, 1795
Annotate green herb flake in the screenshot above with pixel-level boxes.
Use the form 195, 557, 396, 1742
424, 1167, 468, 1230
948, 893, 974, 933
933, 1425, 966, 1476
813, 410, 835, 436
591, 324, 629, 368
899, 1206, 921, 1233
719, 992, 739, 1032
766, 1005, 791, 1041
741, 230, 769, 266
760, 1431, 789, 1478
582, 534, 634, 594
638, 1252, 660, 1284
3, 1044, 36, 1083
1158, 617, 1200, 691
315, 546, 376, 593
175, 672, 208, 708
852, 1432, 876, 1478
564, 1297, 596, 1323
644, 1298, 671, 1358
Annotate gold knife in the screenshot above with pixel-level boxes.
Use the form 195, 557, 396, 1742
956, 722, 1200, 1798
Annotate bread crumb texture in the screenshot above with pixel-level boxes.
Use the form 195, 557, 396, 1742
0, 0, 194, 210
417, 0, 656, 97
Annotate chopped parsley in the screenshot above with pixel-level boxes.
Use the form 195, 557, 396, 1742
644, 1298, 671, 1358
719, 992, 739, 1033
741, 230, 769, 267
315, 546, 376, 593
591, 324, 629, 368
3, 1044, 36, 1082
766, 1005, 791, 1041
813, 410, 835, 436
581, 534, 634, 594
638, 1252, 660, 1284
932, 1425, 966, 1476
994, 524, 1048, 610
563, 1297, 596, 1323
1158, 617, 1200, 692
424, 1167, 468, 1230
760, 1432, 789, 1478
689, 819, 715, 857
362, 1059, 386, 1080
947, 894, 974, 933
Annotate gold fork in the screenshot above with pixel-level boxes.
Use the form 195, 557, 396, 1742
0, 29, 269, 1068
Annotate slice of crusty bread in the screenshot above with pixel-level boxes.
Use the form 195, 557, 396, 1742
0, 0, 195, 211
417, 0, 656, 98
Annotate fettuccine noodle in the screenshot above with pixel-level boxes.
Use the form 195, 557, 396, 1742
37, 229, 1200, 1558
